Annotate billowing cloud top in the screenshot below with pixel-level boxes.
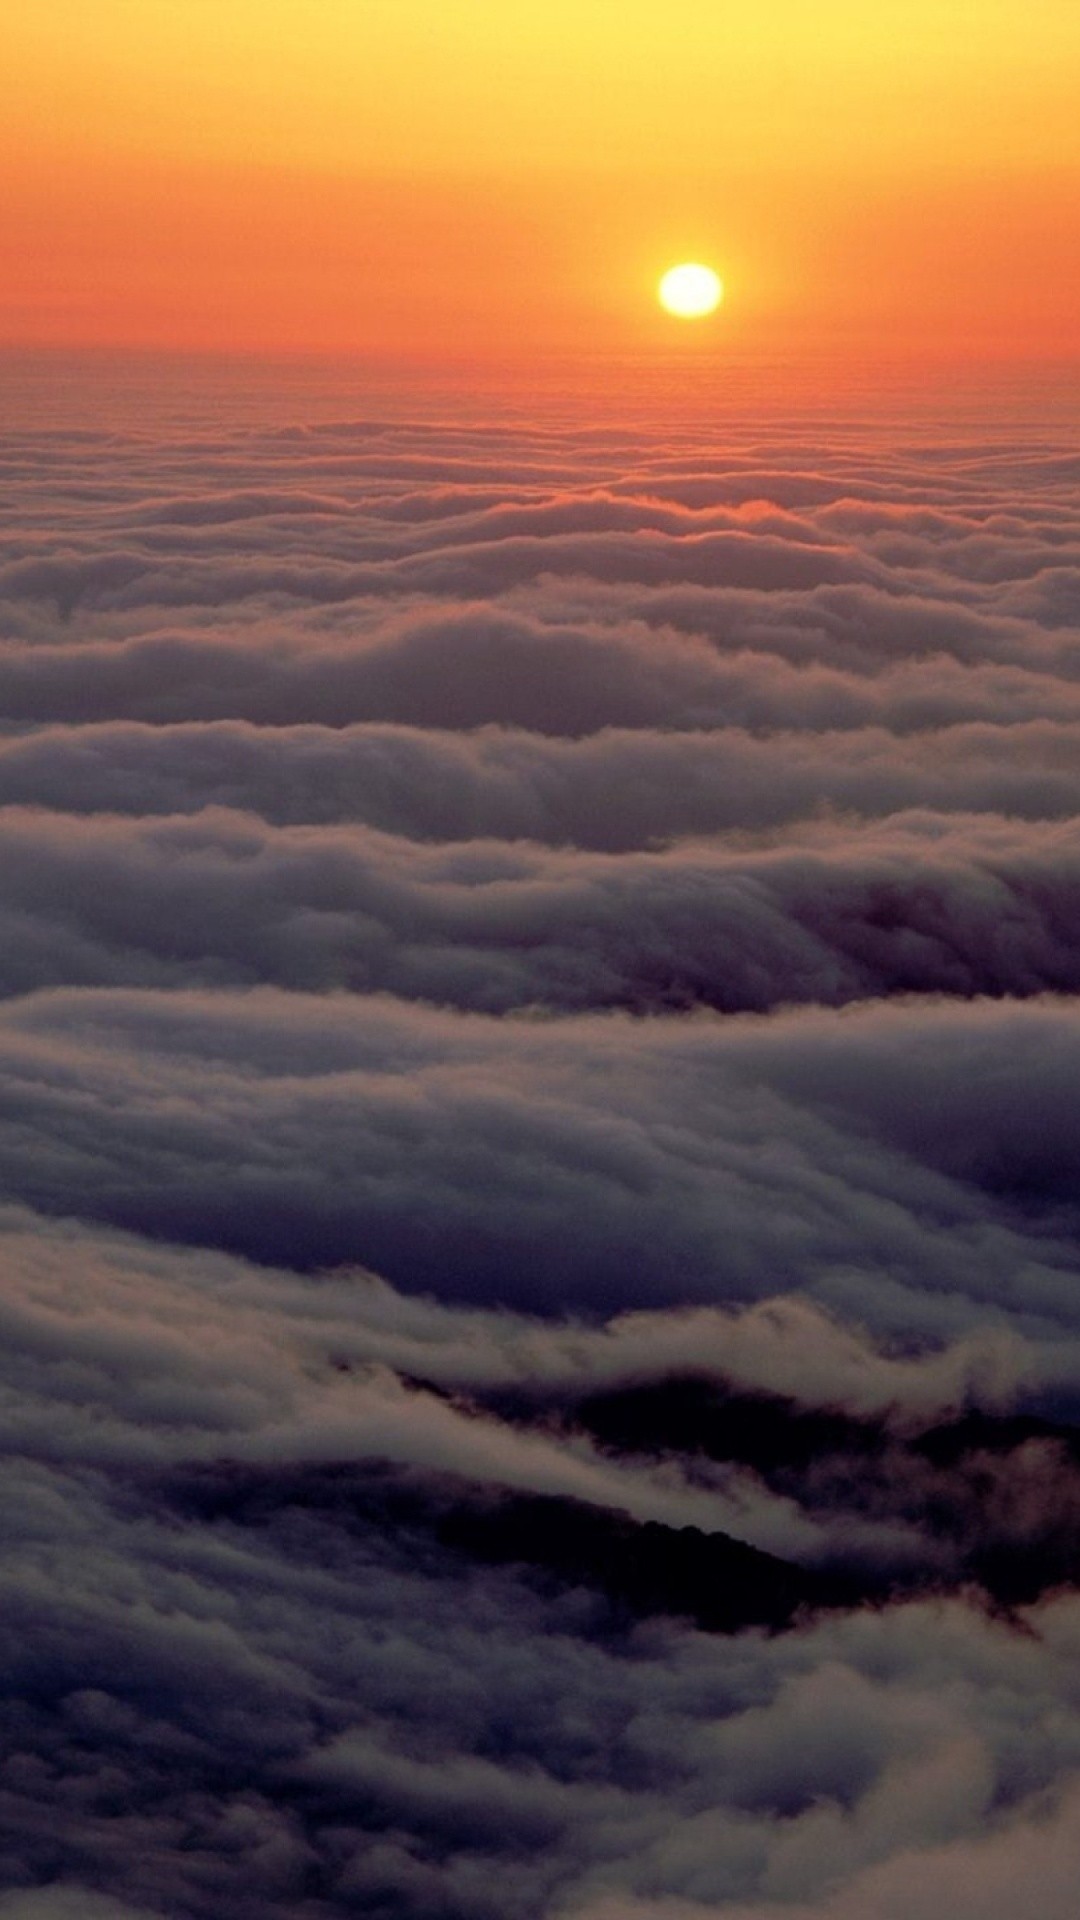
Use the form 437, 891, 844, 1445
1, 393, 1080, 1919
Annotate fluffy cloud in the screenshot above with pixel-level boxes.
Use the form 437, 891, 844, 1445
1, 391, 1079, 1916
2, 805, 1080, 1010
4, 986, 1080, 1339
5, 719, 1080, 844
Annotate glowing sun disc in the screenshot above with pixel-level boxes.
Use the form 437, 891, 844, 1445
658, 263, 723, 319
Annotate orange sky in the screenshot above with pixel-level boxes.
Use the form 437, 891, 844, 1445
2, 0, 1078, 365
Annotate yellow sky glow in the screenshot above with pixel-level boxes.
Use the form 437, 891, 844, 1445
2, 0, 1078, 362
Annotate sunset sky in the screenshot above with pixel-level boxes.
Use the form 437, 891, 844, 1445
3, 0, 1079, 362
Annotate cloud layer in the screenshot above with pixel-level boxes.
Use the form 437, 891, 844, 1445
1, 393, 1078, 1916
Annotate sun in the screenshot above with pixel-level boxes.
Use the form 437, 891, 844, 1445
658, 263, 724, 320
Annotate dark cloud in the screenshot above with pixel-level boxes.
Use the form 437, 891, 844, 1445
1, 1201, 1079, 1918
1, 609, 1078, 733
4, 987, 1080, 1335
1, 805, 1080, 1011
3, 719, 1080, 845
1, 395, 1079, 1916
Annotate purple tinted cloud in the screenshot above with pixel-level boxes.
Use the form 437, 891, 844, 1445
1, 395, 1079, 1917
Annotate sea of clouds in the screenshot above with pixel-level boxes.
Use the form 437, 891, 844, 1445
1, 379, 1079, 1917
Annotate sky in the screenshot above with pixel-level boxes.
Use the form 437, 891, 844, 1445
2, 0, 1079, 362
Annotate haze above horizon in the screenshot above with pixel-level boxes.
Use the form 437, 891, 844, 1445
3, 0, 1078, 370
